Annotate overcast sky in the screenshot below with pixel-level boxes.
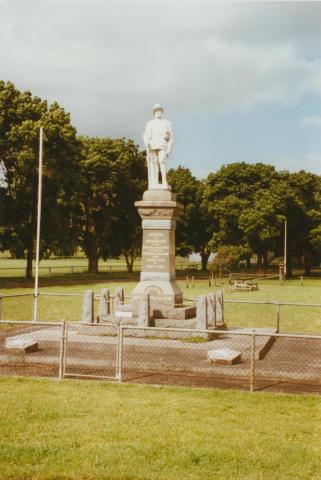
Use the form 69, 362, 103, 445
1, 0, 321, 178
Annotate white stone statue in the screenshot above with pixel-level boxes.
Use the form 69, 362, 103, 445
143, 104, 173, 189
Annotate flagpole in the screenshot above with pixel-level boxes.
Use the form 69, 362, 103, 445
284, 219, 287, 280
33, 126, 43, 323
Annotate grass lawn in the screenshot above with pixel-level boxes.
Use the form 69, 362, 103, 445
0, 377, 320, 480
1, 277, 321, 334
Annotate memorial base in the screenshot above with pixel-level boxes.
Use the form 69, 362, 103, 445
131, 188, 183, 307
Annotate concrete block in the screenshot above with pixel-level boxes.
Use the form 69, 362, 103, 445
207, 292, 216, 327
5, 338, 38, 353
196, 294, 207, 330
99, 288, 110, 320
137, 293, 150, 327
207, 347, 241, 365
115, 287, 124, 309
81, 290, 94, 323
215, 290, 224, 325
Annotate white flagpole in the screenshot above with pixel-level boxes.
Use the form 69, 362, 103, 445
33, 126, 43, 323
284, 219, 287, 280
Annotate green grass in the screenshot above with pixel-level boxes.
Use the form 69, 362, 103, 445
0, 377, 320, 480
0, 256, 192, 277
1, 278, 321, 334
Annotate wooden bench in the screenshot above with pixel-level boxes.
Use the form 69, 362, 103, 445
232, 279, 259, 291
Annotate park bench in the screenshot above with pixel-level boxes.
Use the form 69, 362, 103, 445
231, 279, 259, 291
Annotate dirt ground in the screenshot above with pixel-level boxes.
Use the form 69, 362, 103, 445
0, 325, 320, 395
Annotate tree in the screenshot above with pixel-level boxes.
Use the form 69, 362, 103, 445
203, 162, 280, 269
0, 81, 80, 278
167, 166, 213, 271
284, 171, 321, 275
77, 137, 146, 273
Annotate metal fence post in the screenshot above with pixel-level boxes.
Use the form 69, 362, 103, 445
250, 330, 256, 392
58, 320, 66, 379
117, 325, 124, 383
276, 302, 281, 332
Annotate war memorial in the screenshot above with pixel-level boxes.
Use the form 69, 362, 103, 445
0, 105, 319, 382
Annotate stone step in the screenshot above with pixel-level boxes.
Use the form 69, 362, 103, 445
154, 318, 196, 329
151, 304, 196, 320
115, 303, 196, 320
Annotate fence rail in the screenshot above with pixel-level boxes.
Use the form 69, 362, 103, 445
0, 320, 320, 394
1, 290, 321, 333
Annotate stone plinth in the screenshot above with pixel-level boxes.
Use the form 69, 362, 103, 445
132, 188, 183, 307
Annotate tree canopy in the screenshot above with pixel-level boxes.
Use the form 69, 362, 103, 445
1, 81, 320, 277
76, 136, 146, 273
0, 81, 80, 277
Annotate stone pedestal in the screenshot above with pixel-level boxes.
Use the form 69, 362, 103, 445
132, 188, 183, 307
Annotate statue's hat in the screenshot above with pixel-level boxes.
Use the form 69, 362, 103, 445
152, 103, 164, 113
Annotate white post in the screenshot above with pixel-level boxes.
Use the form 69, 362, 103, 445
284, 220, 287, 280
33, 127, 44, 323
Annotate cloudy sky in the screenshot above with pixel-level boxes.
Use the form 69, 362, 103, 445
1, 0, 321, 178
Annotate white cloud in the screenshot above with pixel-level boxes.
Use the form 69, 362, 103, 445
0, 1, 321, 145
300, 116, 321, 128
275, 153, 321, 175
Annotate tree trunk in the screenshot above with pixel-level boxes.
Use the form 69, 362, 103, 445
87, 248, 99, 274
200, 251, 210, 272
303, 253, 311, 275
262, 252, 268, 274
256, 253, 262, 271
124, 254, 134, 273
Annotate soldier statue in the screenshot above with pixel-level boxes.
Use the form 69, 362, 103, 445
143, 104, 173, 189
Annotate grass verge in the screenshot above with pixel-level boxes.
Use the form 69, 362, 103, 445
0, 377, 320, 480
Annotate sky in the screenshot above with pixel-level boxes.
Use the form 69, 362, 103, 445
1, 0, 321, 179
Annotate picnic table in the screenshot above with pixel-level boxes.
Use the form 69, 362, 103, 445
230, 278, 259, 291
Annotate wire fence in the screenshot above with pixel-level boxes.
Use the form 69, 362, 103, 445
0, 320, 320, 394
0, 262, 207, 277
1, 291, 320, 334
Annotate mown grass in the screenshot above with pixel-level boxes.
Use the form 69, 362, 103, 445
0, 256, 192, 278
0, 377, 320, 480
1, 278, 320, 334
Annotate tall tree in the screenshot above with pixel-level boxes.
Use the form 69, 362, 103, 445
203, 162, 278, 269
77, 136, 146, 273
0, 81, 80, 278
167, 166, 213, 271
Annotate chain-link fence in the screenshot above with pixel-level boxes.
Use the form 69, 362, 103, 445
1, 320, 320, 394
0, 320, 64, 378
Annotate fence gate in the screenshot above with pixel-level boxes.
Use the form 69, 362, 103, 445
63, 322, 119, 380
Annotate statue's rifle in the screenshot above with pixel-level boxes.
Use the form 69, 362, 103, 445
146, 147, 152, 185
